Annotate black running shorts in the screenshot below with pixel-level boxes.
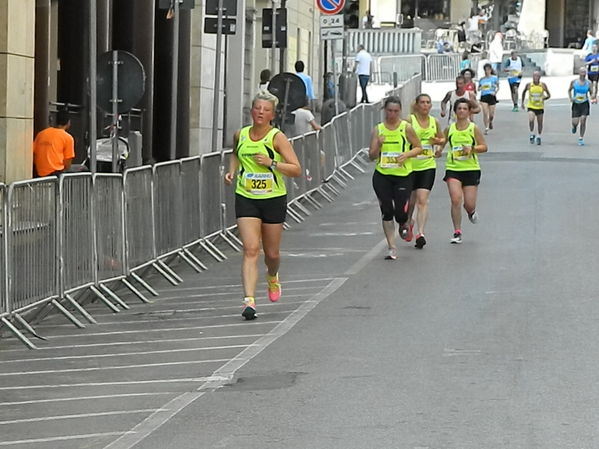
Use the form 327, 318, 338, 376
588, 72, 599, 82
412, 168, 436, 191
443, 169, 481, 187
480, 94, 497, 105
572, 101, 590, 118
235, 194, 287, 224
527, 108, 544, 116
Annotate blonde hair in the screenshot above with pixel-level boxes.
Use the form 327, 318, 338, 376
252, 91, 279, 110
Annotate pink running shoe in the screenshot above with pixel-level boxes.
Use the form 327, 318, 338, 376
267, 273, 282, 302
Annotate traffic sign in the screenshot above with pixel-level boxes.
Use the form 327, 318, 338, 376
316, 0, 344, 15
320, 14, 344, 40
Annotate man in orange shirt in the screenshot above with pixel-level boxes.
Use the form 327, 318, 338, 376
33, 110, 75, 177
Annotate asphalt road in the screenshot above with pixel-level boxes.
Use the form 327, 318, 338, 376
2, 99, 599, 449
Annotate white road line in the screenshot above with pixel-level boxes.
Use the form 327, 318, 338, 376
0, 344, 252, 365
0, 376, 228, 391
0, 408, 164, 425
27, 320, 282, 340
0, 432, 134, 446
2, 334, 265, 353
0, 358, 231, 377
141, 290, 316, 302
158, 277, 335, 293
43, 295, 314, 324
0, 392, 174, 406
44, 299, 311, 328
345, 238, 388, 275
103, 277, 349, 449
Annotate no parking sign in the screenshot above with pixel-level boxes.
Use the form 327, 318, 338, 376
316, 0, 344, 15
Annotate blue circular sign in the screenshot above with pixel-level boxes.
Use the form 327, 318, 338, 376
316, 0, 345, 15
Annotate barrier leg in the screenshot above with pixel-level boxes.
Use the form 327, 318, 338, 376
322, 182, 341, 196
122, 278, 152, 304
224, 229, 243, 247
65, 293, 98, 324
90, 285, 121, 313
286, 207, 304, 223
218, 231, 242, 252
157, 259, 184, 283
1, 317, 38, 350
13, 313, 47, 340
152, 261, 180, 285
290, 200, 312, 217
131, 272, 160, 296
303, 194, 323, 209
313, 187, 335, 203
51, 299, 85, 328
349, 159, 367, 173
338, 166, 355, 180
182, 248, 208, 271
200, 240, 227, 262
99, 284, 131, 310
178, 250, 204, 273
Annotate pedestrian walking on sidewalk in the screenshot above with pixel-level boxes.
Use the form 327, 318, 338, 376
354, 45, 373, 103
521, 71, 551, 145
224, 91, 301, 320
406, 94, 446, 249
438, 98, 488, 244
568, 67, 591, 146
368, 96, 422, 260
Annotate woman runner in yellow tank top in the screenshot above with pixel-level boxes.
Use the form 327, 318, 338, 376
437, 98, 488, 244
406, 93, 445, 249
225, 91, 301, 320
521, 71, 551, 145
368, 96, 423, 260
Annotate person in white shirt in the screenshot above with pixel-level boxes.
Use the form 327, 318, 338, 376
290, 97, 322, 137
489, 32, 504, 73
354, 45, 373, 103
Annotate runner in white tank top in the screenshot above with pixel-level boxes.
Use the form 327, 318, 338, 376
441, 75, 481, 124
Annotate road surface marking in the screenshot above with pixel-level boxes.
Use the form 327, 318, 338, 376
0, 409, 164, 425
0, 358, 232, 377
0, 392, 174, 406
0, 344, 252, 365
0, 376, 229, 391
0, 432, 135, 446
102, 278, 349, 449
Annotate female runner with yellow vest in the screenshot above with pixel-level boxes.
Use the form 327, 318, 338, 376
521, 71, 551, 145
368, 96, 422, 260
225, 91, 301, 320
406, 94, 445, 249
438, 98, 488, 244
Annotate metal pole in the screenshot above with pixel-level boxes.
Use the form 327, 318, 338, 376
89, 0, 97, 173
211, 0, 224, 152
271, 0, 277, 75
332, 39, 339, 116
170, 0, 180, 160
111, 50, 119, 173
279, 0, 286, 73
222, 34, 228, 148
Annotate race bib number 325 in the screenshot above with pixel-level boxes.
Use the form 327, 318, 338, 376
243, 172, 273, 195
380, 152, 401, 168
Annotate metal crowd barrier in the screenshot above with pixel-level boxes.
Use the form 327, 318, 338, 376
0, 184, 6, 319
346, 28, 422, 55
376, 54, 427, 82
0, 74, 422, 349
